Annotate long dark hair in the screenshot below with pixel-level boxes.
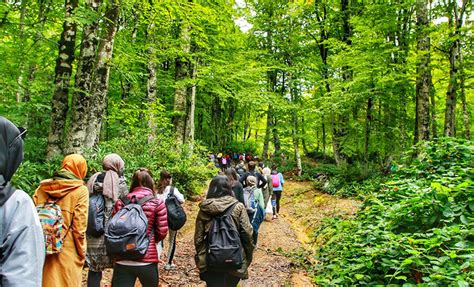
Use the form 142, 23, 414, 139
225, 168, 238, 187
156, 170, 172, 194
206, 176, 234, 199
130, 168, 155, 194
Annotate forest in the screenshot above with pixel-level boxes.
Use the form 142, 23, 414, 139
0, 0, 473, 285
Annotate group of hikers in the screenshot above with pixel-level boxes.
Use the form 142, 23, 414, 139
0, 116, 284, 287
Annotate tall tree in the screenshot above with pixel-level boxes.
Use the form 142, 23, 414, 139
414, 0, 431, 143
46, 0, 79, 158
443, 0, 468, 137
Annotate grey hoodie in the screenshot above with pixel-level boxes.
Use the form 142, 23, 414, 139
0, 117, 45, 286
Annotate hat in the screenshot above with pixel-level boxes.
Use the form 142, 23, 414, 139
246, 176, 257, 187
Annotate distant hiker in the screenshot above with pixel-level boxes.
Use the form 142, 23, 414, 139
225, 167, 245, 205
156, 170, 185, 271
86, 153, 128, 287
239, 161, 267, 189
271, 165, 285, 220
244, 176, 265, 244
195, 176, 254, 287
0, 117, 45, 287
33, 154, 89, 287
221, 156, 228, 171
261, 167, 273, 207
235, 160, 246, 178
111, 168, 168, 287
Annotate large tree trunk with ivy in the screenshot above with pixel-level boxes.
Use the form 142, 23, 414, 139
263, 70, 277, 160
459, 52, 470, 140
443, 0, 468, 137
46, 0, 79, 158
147, 22, 158, 142
184, 62, 196, 145
414, 0, 431, 143
66, 0, 102, 153
83, 1, 119, 149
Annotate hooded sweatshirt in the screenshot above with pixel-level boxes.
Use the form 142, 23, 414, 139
33, 154, 89, 287
194, 195, 254, 279
0, 116, 45, 287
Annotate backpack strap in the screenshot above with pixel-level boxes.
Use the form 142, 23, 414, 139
221, 202, 238, 217
168, 186, 175, 197
137, 195, 155, 206
120, 195, 131, 205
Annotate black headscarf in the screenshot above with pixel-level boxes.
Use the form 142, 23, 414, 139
0, 117, 24, 206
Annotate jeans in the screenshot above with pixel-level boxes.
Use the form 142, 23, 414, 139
167, 230, 177, 264
111, 263, 158, 287
273, 190, 282, 215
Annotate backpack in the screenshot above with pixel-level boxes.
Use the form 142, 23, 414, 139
236, 166, 246, 176
87, 193, 105, 237
272, 174, 280, 188
165, 187, 187, 231
36, 199, 70, 255
104, 195, 154, 260
207, 202, 243, 271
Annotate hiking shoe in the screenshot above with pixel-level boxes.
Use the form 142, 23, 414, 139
272, 215, 277, 220
164, 264, 176, 271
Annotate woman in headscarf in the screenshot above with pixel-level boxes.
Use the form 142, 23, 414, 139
0, 117, 45, 287
33, 154, 89, 287
86, 153, 128, 287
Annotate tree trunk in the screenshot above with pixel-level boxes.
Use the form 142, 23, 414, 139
173, 25, 191, 145
147, 23, 158, 142
263, 70, 277, 159
184, 61, 197, 145
67, 0, 102, 153
414, 0, 431, 143
460, 52, 470, 139
364, 97, 372, 170
272, 115, 281, 154
443, 0, 467, 137
46, 0, 79, 158
83, 1, 119, 149
301, 117, 309, 155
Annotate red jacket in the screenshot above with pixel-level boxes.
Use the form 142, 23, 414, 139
113, 186, 168, 263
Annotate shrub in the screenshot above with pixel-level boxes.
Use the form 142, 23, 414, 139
308, 138, 474, 285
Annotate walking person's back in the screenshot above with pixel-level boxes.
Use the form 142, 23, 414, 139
33, 154, 89, 287
86, 153, 128, 287
195, 176, 255, 287
0, 117, 45, 286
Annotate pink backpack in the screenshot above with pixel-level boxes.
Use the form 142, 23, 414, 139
271, 174, 280, 188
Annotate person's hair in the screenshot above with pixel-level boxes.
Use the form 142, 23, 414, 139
225, 168, 238, 186
258, 162, 264, 168
272, 164, 278, 171
248, 161, 256, 171
206, 176, 234, 199
156, 170, 172, 194
130, 168, 155, 194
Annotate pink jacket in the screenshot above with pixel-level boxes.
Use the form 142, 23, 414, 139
113, 187, 168, 263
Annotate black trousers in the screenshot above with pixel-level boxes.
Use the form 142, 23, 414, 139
112, 263, 158, 287
87, 270, 102, 287
202, 271, 240, 287
273, 190, 282, 214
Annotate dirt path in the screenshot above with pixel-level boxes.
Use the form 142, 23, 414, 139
82, 180, 359, 286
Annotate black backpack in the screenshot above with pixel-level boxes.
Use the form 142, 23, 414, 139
207, 202, 243, 271
165, 187, 187, 231
104, 195, 154, 260
87, 193, 105, 237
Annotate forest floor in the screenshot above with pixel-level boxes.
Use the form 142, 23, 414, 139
82, 180, 360, 286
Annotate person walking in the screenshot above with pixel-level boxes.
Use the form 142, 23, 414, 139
33, 154, 89, 287
271, 165, 285, 219
111, 168, 168, 287
239, 161, 267, 189
156, 170, 185, 271
195, 176, 254, 287
225, 167, 245, 205
243, 176, 265, 244
0, 117, 45, 287
86, 153, 128, 287
261, 166, 273, 207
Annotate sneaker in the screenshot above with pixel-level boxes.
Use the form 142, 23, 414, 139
164, 264, 176, 271
272, 215, 277, 220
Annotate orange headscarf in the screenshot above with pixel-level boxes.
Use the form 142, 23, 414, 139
61, 154, 87, 180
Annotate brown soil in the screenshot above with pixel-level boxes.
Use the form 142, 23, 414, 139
82, 180, 359, 286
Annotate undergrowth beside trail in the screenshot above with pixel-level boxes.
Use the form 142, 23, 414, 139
12, 131, 217, 197
292, 138, 473, 285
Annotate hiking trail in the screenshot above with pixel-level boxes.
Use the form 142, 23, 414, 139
82, 180, 360, 286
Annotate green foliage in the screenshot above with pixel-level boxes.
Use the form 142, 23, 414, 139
306, 138, 474, 285
12, 131, 217, 197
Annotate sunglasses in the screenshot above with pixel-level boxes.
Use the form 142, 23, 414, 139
9, 127, 27, 148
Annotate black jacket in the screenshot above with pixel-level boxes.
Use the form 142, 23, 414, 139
239, 170, 267, 189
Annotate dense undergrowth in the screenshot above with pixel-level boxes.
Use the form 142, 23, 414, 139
12, 131, 217, 197
295, 138, 473, 285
